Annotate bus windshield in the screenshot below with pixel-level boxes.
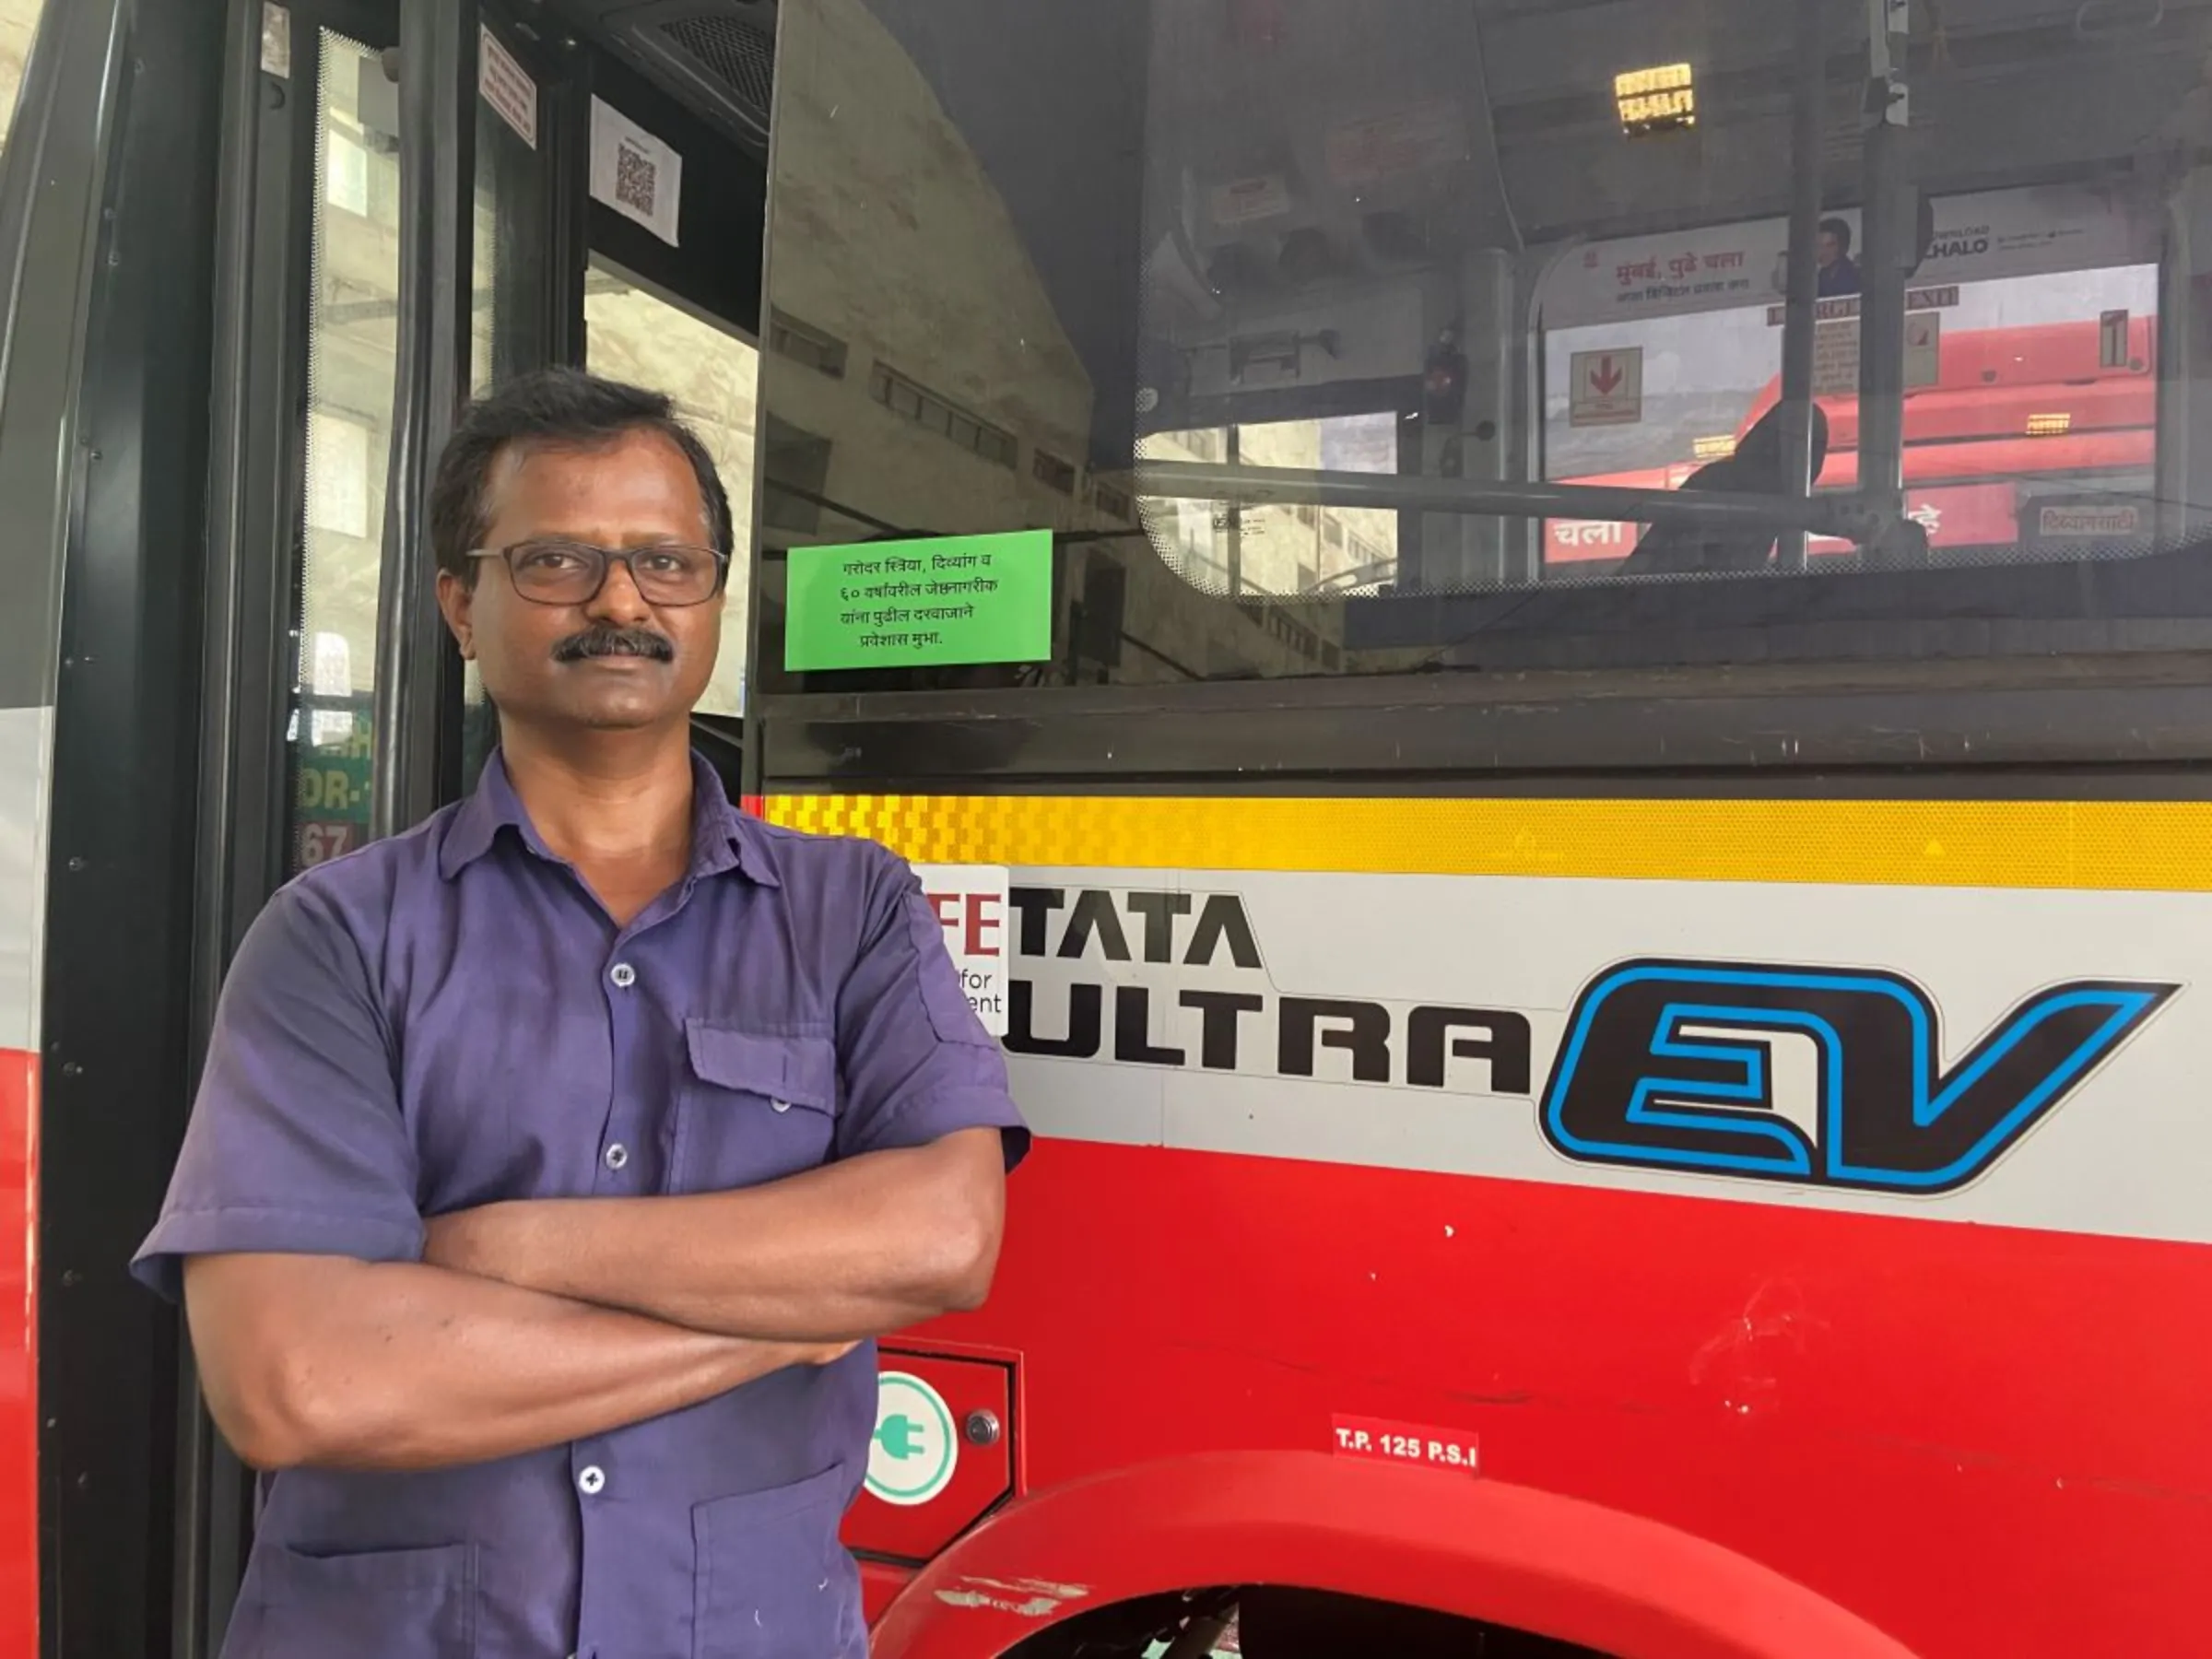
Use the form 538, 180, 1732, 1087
751, 0, 2212, 690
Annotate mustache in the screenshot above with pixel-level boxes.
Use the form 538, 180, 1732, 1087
550, 627, 676, 664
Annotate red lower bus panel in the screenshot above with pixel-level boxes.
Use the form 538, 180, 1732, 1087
868, 1137, 2212, 1659
847, 1350, 1015, 1564
0, 1050, 35, 1659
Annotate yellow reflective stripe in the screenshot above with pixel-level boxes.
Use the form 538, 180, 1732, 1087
761, 794, 2212, 892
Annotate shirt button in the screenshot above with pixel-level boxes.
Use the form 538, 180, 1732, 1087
577, 1465, 606, 1497
603, 1142, 629, 1171
771, 1100, 792, 1114
608, 962, 636, 989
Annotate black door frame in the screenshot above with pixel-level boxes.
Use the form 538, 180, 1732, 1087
20, 0, 228, 1654
171, 1, 584, 1650
8, 0, 594, 1651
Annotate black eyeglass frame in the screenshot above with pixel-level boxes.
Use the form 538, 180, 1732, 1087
465, 538, 733, 606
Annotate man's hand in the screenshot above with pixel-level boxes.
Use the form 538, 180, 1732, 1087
416, 1127, 1009, 1343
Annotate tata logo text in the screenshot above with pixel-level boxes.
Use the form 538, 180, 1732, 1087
1540, 961, 2175, 1194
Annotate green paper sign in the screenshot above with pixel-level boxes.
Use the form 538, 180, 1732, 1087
784, 529, 1053, 671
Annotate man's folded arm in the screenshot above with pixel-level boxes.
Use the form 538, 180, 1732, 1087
133, 885, 837, 1476
182, 1251, 839, 1473
424, 850, 1030, 1342
424, 1125, 1007, 1342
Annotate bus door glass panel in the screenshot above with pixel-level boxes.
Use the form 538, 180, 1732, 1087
473, 10, 547, 394
585, 258, 759, 719
0, 0, 40, 148
463, 7, 555, 785
292, 23, 400, 875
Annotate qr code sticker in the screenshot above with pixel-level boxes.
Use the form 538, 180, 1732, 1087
615, 140, 656, 218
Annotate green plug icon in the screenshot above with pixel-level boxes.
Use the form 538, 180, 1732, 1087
875, 1413, 925, 1461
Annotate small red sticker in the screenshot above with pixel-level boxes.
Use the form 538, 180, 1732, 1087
1331, 1414, 1479, 1475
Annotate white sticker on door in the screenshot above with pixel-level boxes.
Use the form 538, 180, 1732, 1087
478, 27, 538, 150
590, 97, 683, 246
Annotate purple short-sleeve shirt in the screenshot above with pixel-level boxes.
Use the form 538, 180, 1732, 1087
132, 751, 1027, 1659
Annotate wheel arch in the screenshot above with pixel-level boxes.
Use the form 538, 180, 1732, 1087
869, 1451, 1918, 1659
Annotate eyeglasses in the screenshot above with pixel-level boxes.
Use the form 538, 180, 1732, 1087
467, 539, 730, 607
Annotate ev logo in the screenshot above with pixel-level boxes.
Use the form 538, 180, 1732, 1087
1540, 960, 2175, 1193
866, 1371, 959, 1507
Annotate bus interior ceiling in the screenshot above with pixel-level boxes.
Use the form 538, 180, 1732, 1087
547, 0, 2212, 692
553, 0, 777, 147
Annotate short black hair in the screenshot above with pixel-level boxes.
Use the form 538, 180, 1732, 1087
429, 366, 734, 582
1818, 217, 1853, 253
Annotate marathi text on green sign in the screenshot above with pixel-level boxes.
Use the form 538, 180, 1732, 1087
783, 529, 1053, 671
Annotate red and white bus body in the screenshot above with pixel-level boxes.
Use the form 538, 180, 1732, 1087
5, 1, 2212, 1656
743, 3, 2212, 1656
786, 795, 2212, 1659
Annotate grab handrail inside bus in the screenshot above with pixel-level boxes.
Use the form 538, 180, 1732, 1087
1135, 460, 1883, 543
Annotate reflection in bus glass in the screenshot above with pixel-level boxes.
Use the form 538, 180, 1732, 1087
1613, 63, 1696, 135
290, 28, 401, 873
752, 0, 2212, 695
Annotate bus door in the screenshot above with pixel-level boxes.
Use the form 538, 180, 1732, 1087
0, 1, 566, 1653
178, 9, 568, 1652
0, 0, 773, 1650
171, 7, 777, 1647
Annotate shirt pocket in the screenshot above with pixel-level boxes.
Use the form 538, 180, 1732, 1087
670, 1023, 840, 1194
692, 1465, 863, 1659
241, 1541, 477, 1658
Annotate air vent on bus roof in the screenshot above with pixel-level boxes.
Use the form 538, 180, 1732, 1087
654, 13, 776, 122
571, 0, 779, 148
